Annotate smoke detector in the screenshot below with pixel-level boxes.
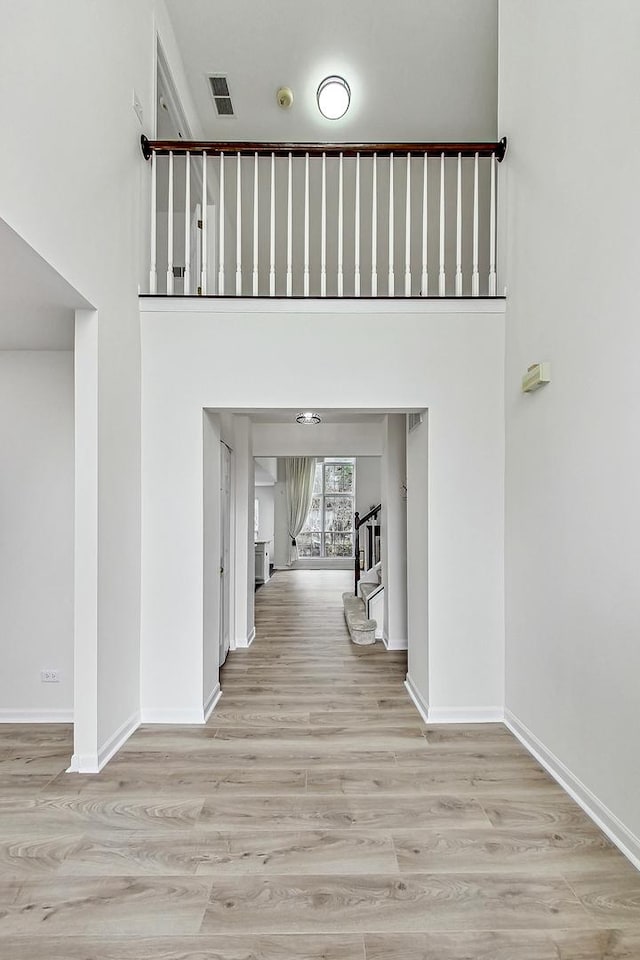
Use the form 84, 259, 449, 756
276, 86, 294, 109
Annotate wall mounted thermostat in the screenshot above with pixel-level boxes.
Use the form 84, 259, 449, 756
522, 362, 551, 393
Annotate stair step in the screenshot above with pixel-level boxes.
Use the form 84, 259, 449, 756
342, 592, 376, 645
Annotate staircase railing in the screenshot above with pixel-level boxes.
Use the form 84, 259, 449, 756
140, 135, 506, 299
354, 503, 382, 595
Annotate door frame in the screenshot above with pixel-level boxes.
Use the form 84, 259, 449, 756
219, 440, 232, 666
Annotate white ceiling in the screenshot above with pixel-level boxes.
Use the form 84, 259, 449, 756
164, 0, 498, 142
0, 218, 91, 350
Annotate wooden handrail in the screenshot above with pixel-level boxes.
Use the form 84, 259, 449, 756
354, 504, 382, 596
355, 503, 382, 529
141, 136, 507, 162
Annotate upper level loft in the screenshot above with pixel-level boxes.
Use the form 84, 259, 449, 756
141, 136, 507, 300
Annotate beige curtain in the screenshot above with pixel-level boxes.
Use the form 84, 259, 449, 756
285, 457, 317, 564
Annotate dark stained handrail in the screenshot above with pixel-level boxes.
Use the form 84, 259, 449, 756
141, 136, 507, 162
355, 504, 382, 530
354, 504, 382, 595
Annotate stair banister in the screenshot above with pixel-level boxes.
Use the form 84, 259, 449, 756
140, 136, 507, 299
354, 503, 382, 595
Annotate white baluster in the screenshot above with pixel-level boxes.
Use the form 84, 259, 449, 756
472, 152, 479, 297
252, 152, 259, 296
371, 153, 378, 296
388, 152, 394, 296
404, 153, 411, 296
286, 152, 293, 296
235, 152, 242, 295
201, 153, 208, 295
183, 153, 190, 295
421, 152, 428, 296
269, 152, 276, 296
489, 152, 497, 296
354, 153, 361, 297
217, 151, 224, 296
303, 152, 310, 297
455, 152, 462, 297
438, 152, 446, 296
337, 152, 344, 296
321, 152, 327, 297
149, 150, 157, 294
166, 150, 174, 294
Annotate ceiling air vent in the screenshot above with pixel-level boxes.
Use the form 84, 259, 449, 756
208, 75, 234, 117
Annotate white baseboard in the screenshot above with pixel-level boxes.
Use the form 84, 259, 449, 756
403, 679, 503, 725
383, 634, 408, 651
140, 707, 207, 724
404, 676, 429, 723
505, 709, 640, 872
428, 706, 504, 723
68, 709, 140, 774
98, 710, 139, 769
67, 753, 98, 773
236, 627, 255, 649
0, 709, 73, 723
203, 683, 222, 722
136, 685, 224, 728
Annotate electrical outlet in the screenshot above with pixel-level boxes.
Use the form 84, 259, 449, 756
40, 670, 61, 683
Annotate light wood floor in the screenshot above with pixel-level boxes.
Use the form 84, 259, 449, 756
1, 570, 639, 958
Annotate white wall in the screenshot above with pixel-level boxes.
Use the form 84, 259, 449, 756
0, 352, 74, 719
255, 457, 278, 483
232, 417, 255, 648
407, 413, 429, 710
273, 463, 290, 569
0, 1, 199, 767
140, 299, 505, 721
255, 485, 275, 559
253, 421, 384, 457
381, 415, 408, 648
0, 2, 174, 760
500, 0, 640, 855
202, 412, 222, 712
356, 457, 381, 518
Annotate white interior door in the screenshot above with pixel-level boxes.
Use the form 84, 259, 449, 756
219, 442, 232, 665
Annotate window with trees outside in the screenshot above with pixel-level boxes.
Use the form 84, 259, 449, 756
297, 458, 355, 558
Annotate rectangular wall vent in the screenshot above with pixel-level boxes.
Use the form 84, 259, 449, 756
208, 75, 234, 116
408, 412, 424, 432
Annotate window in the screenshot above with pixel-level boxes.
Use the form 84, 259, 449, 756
297, 458, 355, 558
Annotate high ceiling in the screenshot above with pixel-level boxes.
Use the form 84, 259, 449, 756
164, 0, 498, 142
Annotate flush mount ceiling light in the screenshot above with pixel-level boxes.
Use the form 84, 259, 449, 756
295, 411, 322, 424
316, 75, 350, 120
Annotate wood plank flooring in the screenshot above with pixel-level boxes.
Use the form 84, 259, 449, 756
1, 569, 639, 958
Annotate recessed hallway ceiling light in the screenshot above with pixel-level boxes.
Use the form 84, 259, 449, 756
316, 76, 350, 120
296, 411, 322, 424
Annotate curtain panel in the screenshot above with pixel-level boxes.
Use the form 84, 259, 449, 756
285, 456, 317, 564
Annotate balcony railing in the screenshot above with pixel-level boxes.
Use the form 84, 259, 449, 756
141, 136, 506, 299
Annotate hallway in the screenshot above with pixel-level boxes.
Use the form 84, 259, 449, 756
0, 570, 639, 957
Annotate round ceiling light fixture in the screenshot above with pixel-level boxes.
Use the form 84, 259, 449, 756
295, 411, 322, 425
316, 75, 350, 120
